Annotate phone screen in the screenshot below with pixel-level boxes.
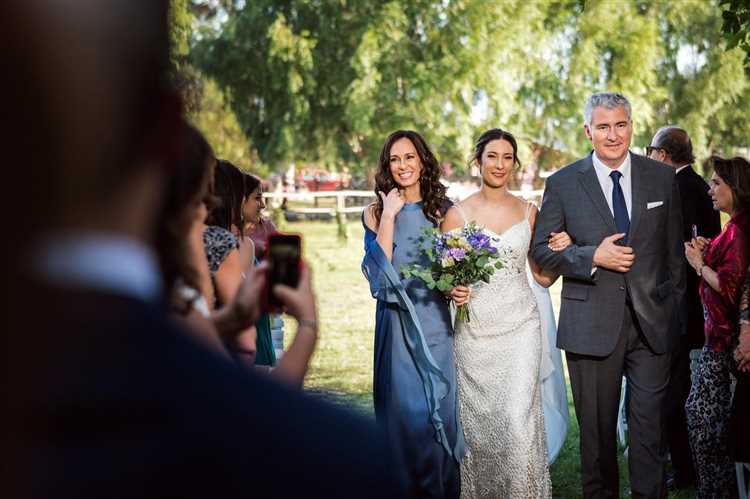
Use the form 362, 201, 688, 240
267, 234, 301, 309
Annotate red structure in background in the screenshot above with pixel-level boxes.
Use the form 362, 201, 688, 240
299, 168, 343, 191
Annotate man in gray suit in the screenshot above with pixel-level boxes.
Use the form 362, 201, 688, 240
532, 92, 685, 499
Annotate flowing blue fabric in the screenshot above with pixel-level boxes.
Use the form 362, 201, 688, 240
525, 265, 570, 464
361, 205, 463, 498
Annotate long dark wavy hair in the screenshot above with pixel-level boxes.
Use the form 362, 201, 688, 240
155, 122, 215, 301
373, 130, 449, 226
472, 128, 522, 170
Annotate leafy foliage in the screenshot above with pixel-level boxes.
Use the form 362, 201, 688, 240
189, 79, 266, 176
721, 0, 750, 72
186, 0, 749, 176
169, 0, 266, 177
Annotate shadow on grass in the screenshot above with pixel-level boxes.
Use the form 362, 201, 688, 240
307, 386, 696, 499
292, 222, 697, 498
304, 389, 374, 418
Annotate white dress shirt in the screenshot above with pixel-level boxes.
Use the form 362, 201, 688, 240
589, 152, 633, 275
36, 232, 162, 303
592, 151, 632, 218
675, 164, 691, 174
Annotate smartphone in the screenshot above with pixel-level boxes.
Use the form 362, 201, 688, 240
265, 233, 302, 311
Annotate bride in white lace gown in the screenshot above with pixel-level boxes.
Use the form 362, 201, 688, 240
442, 129, 570, 499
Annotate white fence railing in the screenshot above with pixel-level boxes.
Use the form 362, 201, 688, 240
263, 188, 544, 218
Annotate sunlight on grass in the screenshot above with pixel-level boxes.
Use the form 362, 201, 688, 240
282, 220, 696, 498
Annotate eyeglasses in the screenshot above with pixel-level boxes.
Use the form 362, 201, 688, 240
646, 146, 666, 156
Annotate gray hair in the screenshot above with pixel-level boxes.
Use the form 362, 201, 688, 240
583, 92, 632, 126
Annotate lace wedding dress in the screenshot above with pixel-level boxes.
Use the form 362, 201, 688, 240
453, 204, 552, 499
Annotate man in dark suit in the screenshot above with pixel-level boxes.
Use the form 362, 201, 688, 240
647, 126, 721, 490
532, 93, 686, 499
5, 2, 405, 498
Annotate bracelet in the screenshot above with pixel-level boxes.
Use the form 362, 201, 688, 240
297, 318, 318, 331
697, 264, 705, 277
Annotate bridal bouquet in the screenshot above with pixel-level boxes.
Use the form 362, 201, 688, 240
402, 222, 504, 323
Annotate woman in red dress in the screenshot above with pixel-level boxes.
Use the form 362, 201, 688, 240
684, 156, 750, 498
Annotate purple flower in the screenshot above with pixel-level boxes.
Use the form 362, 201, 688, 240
447, 248, 466, 261
468, 232, 491, 250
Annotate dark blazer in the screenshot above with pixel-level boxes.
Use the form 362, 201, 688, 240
675, 165, 722, 346
531, 153, 686, 356
13, 285, 407, 499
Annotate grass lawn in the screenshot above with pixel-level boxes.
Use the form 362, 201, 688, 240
282, 220, 696, 499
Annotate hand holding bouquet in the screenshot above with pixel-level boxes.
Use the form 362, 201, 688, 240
402, 222, 504, 323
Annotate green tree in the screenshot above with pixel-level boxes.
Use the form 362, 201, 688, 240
191, 0, 749, 177
721, 0, 750, 71
170, 0, 265, 176
193, 1, 381, 169
502, 0, 749, 164
189, 79, 266, 176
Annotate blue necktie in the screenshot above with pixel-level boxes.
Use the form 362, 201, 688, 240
610, 170, 630, 242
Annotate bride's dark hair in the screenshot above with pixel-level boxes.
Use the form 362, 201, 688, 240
472, 128, 522, 170
373, 130, 449, 226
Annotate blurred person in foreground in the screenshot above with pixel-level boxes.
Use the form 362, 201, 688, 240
5, 2, 405, 498
647, 125, 721, 490
684, 156, 749, 498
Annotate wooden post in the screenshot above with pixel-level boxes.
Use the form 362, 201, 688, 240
336, 193, 348, 240
270, 206, 287, 231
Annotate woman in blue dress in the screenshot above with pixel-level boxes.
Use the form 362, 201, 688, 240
362, 130, 463, 498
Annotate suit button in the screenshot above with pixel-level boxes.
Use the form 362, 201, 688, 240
619, 286, 626, 291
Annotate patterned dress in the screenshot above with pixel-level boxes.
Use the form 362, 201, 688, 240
452, 204, 551, 499
203, 225, 275, 366
686, 211, 748, 498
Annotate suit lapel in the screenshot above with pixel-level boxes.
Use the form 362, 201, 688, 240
629, 154, 645, 241
577, 155, 617, 232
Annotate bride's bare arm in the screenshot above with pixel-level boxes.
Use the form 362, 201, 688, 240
528, 205, 567, 288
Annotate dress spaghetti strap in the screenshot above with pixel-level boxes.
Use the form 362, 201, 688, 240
453, 203, 469, 226
524, 200, 535, 221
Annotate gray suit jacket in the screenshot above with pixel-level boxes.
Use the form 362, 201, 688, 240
532, 152, 686, 356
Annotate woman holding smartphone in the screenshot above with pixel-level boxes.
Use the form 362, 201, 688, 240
206, 160, 315, 386
684, 156, 749, 498
361, 130, 462, 498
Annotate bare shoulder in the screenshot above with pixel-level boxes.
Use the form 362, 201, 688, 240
363, 202, 378, 232
442, 204, 465, 232
508, 194, 532, 215
460, 192, 482, 208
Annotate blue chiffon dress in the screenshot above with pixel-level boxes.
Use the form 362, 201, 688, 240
361, 202, 463, 498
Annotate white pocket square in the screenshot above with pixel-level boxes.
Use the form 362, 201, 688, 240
647, 201, 664, 210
